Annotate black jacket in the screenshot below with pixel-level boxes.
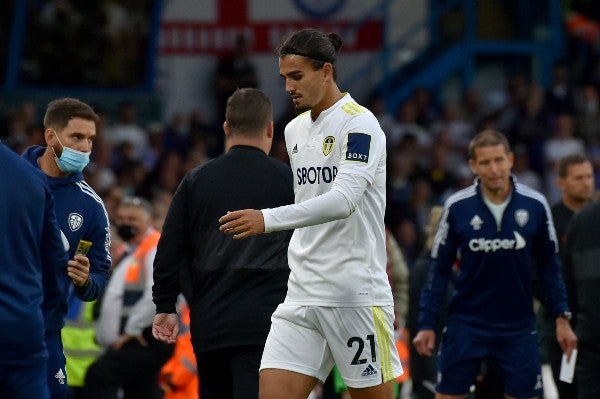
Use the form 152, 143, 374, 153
153, 145, 294, 350
564, 200, 600, 339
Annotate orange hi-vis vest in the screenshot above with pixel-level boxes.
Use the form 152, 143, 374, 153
160, 302, 199, 399
120, 230, 160, 331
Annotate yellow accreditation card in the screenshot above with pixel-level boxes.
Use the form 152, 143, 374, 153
76, 239, 93, 256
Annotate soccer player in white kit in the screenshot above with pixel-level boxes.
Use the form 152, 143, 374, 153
218, 28, 403, 399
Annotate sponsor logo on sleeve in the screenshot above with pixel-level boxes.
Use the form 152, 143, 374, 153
345, 133, 370, 163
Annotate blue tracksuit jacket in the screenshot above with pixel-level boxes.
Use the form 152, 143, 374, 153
418, 177, 569, 337
22, 146, 111, 333
0, 143, 68, 365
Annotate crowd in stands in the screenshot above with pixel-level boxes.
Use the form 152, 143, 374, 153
5, 61, 599, 256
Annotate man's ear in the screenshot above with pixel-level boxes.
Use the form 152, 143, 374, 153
223, 121, 231, 138
322, 62, 334, 81
44, 128, 55, 144
266, 121, 274, 139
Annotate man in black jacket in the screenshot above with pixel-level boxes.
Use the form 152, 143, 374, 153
563, 199, 600, 399
152, 88, 294, 399
538, 153, 594, 398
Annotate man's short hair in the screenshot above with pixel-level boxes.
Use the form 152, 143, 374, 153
468, 130, 511, 160
225, 88, 272, 136
556, 153, 590, 178
43, 97, 99, 130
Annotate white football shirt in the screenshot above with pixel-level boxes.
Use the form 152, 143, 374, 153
263, 93, 392, 306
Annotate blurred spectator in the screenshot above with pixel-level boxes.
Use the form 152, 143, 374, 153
393, 218, 422, 268
439, 162, 474, 204
190, 108, 223, 158
4, 101, 38, 151
389, 99, 432, 153
422, 142, 457, 203
162, 112, 191, 157
575, 83, 600, 146
85, 196, 173, 399
543, 113, 586, 202
150, 190, 173, 232
106, 101, 149, 162
495, 73, 531, 138
411, 86, 439, 129
546, 61, 576, 115
367, 94, 396, 136
513, 84, 552, 175
512, 143, 543, 191
431, 100, 474, 156
406, 176, 436, 232
213, 34, 259, 122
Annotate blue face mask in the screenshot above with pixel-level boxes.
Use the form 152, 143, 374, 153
52, 134, 91, 173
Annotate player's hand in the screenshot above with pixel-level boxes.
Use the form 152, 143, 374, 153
413, 329, 436, 356
218, 209, 265, 239
68, 254, 90, 287
556, 317, 578, 361
153, 313, 179, 344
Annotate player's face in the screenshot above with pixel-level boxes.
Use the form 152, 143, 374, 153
279, 55, 328, 113
469, 144, 514, 197
49, 117, 96, 155
560, 161, 595, 203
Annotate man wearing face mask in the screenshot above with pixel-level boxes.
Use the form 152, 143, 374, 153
22, 97, 111, 399
85, 196, 174, 399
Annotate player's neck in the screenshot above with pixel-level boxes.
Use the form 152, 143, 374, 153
482, 185, 511, 204
310, 86, 343, 121
562, 196, 588, 212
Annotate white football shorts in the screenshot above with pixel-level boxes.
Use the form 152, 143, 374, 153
260, 304, 403, 388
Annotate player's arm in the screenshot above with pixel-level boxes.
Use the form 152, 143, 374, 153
414, 206, 456, 354
153, 176, 191, 315
41, 187, 70, 326
537, 203, 577, 358
535, 200, 570, 318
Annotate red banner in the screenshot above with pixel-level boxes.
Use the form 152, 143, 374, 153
159, 20, 383, 56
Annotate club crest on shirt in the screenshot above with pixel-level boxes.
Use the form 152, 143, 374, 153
470, 215, 483, 230
68, 213, 83, 231
322, 136, 335, 156
515, 209, 529, 227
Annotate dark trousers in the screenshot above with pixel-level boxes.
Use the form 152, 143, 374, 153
576, 338, 600, 399
84, 328, 174, 399
0, 363, 49, 399
47, 331, 68, 399
195, 345, 263, 399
